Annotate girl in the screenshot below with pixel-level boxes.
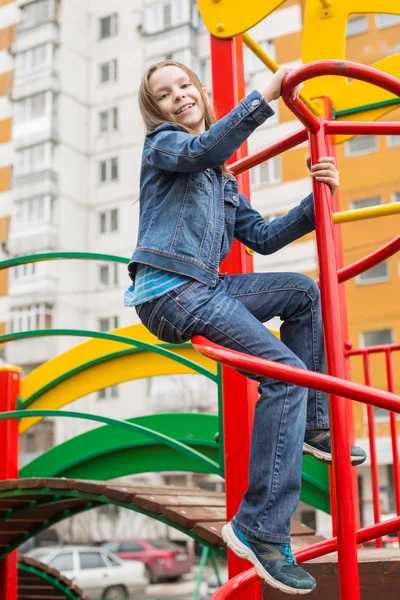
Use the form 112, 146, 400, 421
125, 61, 366, 595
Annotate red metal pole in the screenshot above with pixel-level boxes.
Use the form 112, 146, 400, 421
309, 120, 360, 599
385, 349, 400, 541
0, 366, 20, 600
362, 352, 383, 547
324, 102, 361, 532
210, 34, 261, 600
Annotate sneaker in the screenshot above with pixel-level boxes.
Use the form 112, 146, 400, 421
222, 522, 316, 595
303, 430, 367, 466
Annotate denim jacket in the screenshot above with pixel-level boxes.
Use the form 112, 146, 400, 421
129, 90, 315, 287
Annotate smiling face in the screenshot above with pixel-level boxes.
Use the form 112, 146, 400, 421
149, 65, 207, 135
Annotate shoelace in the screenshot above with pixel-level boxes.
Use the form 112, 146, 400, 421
281, 544, 296, 565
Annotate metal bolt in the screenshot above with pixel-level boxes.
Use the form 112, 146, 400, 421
216, 22, 225, 32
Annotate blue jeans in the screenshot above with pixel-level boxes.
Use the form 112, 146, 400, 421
136, 272, 329, 543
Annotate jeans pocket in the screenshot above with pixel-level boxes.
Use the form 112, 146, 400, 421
156, 316, 193, 344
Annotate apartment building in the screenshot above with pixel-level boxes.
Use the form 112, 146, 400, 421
1, 0, 399, 536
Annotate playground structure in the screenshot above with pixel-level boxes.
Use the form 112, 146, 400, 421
1, 1, 400, 599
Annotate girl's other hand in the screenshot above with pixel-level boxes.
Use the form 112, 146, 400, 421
258, 66, 300, 103
308, 156, 339, 196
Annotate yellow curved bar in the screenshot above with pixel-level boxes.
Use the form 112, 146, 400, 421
332, 202, 400, 225
198, 0, 286, 39
242, 34, 321, 117
19, 346, 213, 433
19, 323, 217, 433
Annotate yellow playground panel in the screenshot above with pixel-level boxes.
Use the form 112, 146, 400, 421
199, 0, 400, 129
19, 324, 217, 433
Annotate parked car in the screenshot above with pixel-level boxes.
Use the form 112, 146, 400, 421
26, 545, 148, 599
103, 538, 192, 584
18, 528, 62, 554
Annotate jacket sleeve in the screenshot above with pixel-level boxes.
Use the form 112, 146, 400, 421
143, 90, 275, 172
234, 193, 315, 255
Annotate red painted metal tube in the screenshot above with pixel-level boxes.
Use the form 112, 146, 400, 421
324, 96, 360, 533
363, 353, 383, 548
347, 344, 400, 357
0, 367, 20, 600
210, 515, 400, 600
229, 127, 308, 175
282, 60, 400, 132
386, 349, 400, 540
337, 235, 400, 285
210, 34, 262, 600
309, 122, 360, 598
192, 337, 400, 415
325, 121, 400, 136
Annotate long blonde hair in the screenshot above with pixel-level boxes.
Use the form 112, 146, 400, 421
138, 60, 231, 177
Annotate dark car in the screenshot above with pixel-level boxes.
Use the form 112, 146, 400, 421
103, 539, 192, 583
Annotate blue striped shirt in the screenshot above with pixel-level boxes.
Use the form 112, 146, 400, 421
124, 264, 191, 307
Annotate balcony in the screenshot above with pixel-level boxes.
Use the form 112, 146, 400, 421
12, 169, 58, 201
5, 335, 58, 366
8, 223, 59, 255
12, 67, 59, 100
8, 271, 57, 298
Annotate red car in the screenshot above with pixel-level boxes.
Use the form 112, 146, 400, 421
103, 539, 192, 583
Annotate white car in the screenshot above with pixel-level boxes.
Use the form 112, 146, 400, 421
26, 545, 148, 599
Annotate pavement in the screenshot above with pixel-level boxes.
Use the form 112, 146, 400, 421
144, 563, 228, 599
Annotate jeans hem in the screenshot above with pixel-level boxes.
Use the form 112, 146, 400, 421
306, 422, 330, 430
231, 517, 291, 544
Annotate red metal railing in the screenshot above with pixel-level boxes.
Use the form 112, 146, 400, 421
346, 344, 400, 548
198, 57, 400, 600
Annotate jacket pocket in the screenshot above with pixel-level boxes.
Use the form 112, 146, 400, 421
189, 169, 213, 190
224, 193, 239, 224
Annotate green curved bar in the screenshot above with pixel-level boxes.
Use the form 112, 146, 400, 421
20, 342, 205, 410
20, 413, 220, 479
18, 410, 329, 512
18, 562, 80, 600
0, 329, 217, 383
0, 409, 221, 475
0, 251, 129, 270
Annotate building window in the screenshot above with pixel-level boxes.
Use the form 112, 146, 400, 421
375, 13, 400, 29
98, 316, 119, 332
244, 40, 275, 74
199, 57, 211, 91
11, 262, 36, 281
393, 192, 400, 203
98, 157, 119, 183
20, 0, 53, 28
98, 263, 119, 287
13, 196, 55, 229
99, 59, 118, 83
346, 16, 368, 37
99, 108, 119, 132
350, 195, 381, 210
7, 303, 53, 333
97, 386, 119, 400
14, 93, 47, 124
250, 157, 280, 187
163, 3, 172, 28
387, 135, 400, 148
99, 13, 118, 39
20, 420, 54, 453
361, 329, 393, 348
356, 261, 389, 285
14, 143, 50, 176
345, 135, 378, 156
99, 208, 119, 234
15, 43, 53, 74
